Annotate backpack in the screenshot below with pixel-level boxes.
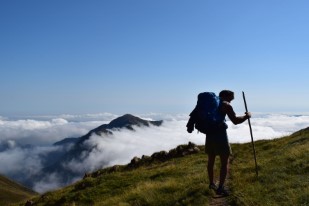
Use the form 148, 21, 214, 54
186, 92, 227, 134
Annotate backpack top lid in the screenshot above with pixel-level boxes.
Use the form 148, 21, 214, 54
197, 92, 218, 106
196, 92, 224, 123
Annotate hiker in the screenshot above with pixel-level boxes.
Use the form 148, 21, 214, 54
207, 90, 251, 195
187, 90, 251, 196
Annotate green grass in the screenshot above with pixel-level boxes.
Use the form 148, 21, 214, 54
229, 127, 309, 205
13, 127, 309, 206
0, 174, 37, 206
23, 152, 214, 206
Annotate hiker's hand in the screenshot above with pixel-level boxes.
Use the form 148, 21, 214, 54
187, 126, 194, 133
245, 112, 251, 119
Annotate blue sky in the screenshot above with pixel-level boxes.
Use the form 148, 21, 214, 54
1, 0, 308, 116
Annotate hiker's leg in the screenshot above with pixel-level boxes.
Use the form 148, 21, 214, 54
207, 154, 216, 184
219, 154, 229, 187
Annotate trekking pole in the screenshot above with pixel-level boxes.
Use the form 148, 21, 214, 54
242, 91, 258, 177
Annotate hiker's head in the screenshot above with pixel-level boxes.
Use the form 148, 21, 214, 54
219, 90, 234, 102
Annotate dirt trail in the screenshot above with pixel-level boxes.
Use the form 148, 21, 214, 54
209, 160, 232, 206
209, 186, 230, 206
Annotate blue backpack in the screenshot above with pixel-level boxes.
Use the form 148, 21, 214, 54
186, 92, 227, 134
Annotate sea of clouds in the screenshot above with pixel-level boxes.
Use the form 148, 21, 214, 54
0, 112, 308, 193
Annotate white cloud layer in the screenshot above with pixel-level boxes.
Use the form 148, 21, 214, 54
0, 118, 108, 145
0, 113, 308, 193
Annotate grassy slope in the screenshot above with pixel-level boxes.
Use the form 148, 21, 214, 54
230, 127, 309, 205
16, 127, 309, 206
0, 174, 37, 205
19, 150, 214, 206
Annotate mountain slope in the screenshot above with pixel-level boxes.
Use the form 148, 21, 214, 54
0, 174, 37, 206
229, 127, 309, 205
53, 137, 79, 146
18, 142, 209, 206
18, 127, 309, 205
29, 114, 163, 191
77, 114, 163, 143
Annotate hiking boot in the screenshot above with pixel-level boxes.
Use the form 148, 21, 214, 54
209, 183, 217, 191
216, 186, 229, 196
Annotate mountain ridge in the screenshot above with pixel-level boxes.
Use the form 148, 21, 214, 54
76, 113, 163, 144
18, 126, 309, 206
25, 114, 163, 192
0, 174, 37, 206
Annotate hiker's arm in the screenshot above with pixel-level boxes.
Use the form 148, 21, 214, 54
223, 103, 251, 125
186, 107, 198, 133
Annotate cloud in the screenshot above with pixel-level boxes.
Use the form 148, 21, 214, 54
18, 113, 119, 122
0, 113, 309, 193
0, 146, 44, 183
0, 118, 107, 145
63, 113, 309, 174
65, 121, 201, 171
33, 172, 74, 193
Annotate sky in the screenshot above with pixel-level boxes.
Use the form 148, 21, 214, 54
1, 0, 309, 116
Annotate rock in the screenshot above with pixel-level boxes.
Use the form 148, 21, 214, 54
188, 141, 197, 148
83, 173, 91, 179
151, 151, 168, 161
110, 165, 121, 172
130, 156, 141, 165
193, 146, 200, 153
25, 200, 34, 206
141, 155, 150, 160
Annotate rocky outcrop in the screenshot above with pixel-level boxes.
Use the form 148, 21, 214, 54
24, 200, 34, 206
127, 141, 200, 168
82, 142, 201, 180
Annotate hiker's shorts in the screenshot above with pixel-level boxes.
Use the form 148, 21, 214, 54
205, 129, 231, 155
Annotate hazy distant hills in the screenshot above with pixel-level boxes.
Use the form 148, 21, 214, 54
29, 114, 163, 190
0, 174, 37, 205
53, 137, 79, 146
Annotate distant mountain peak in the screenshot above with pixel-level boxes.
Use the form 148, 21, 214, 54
107, 114, 163, 130
75, 114, 163, 144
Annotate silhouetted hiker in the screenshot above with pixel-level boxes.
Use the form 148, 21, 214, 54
207, 90, 251, 195
187, 90, 251, 196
